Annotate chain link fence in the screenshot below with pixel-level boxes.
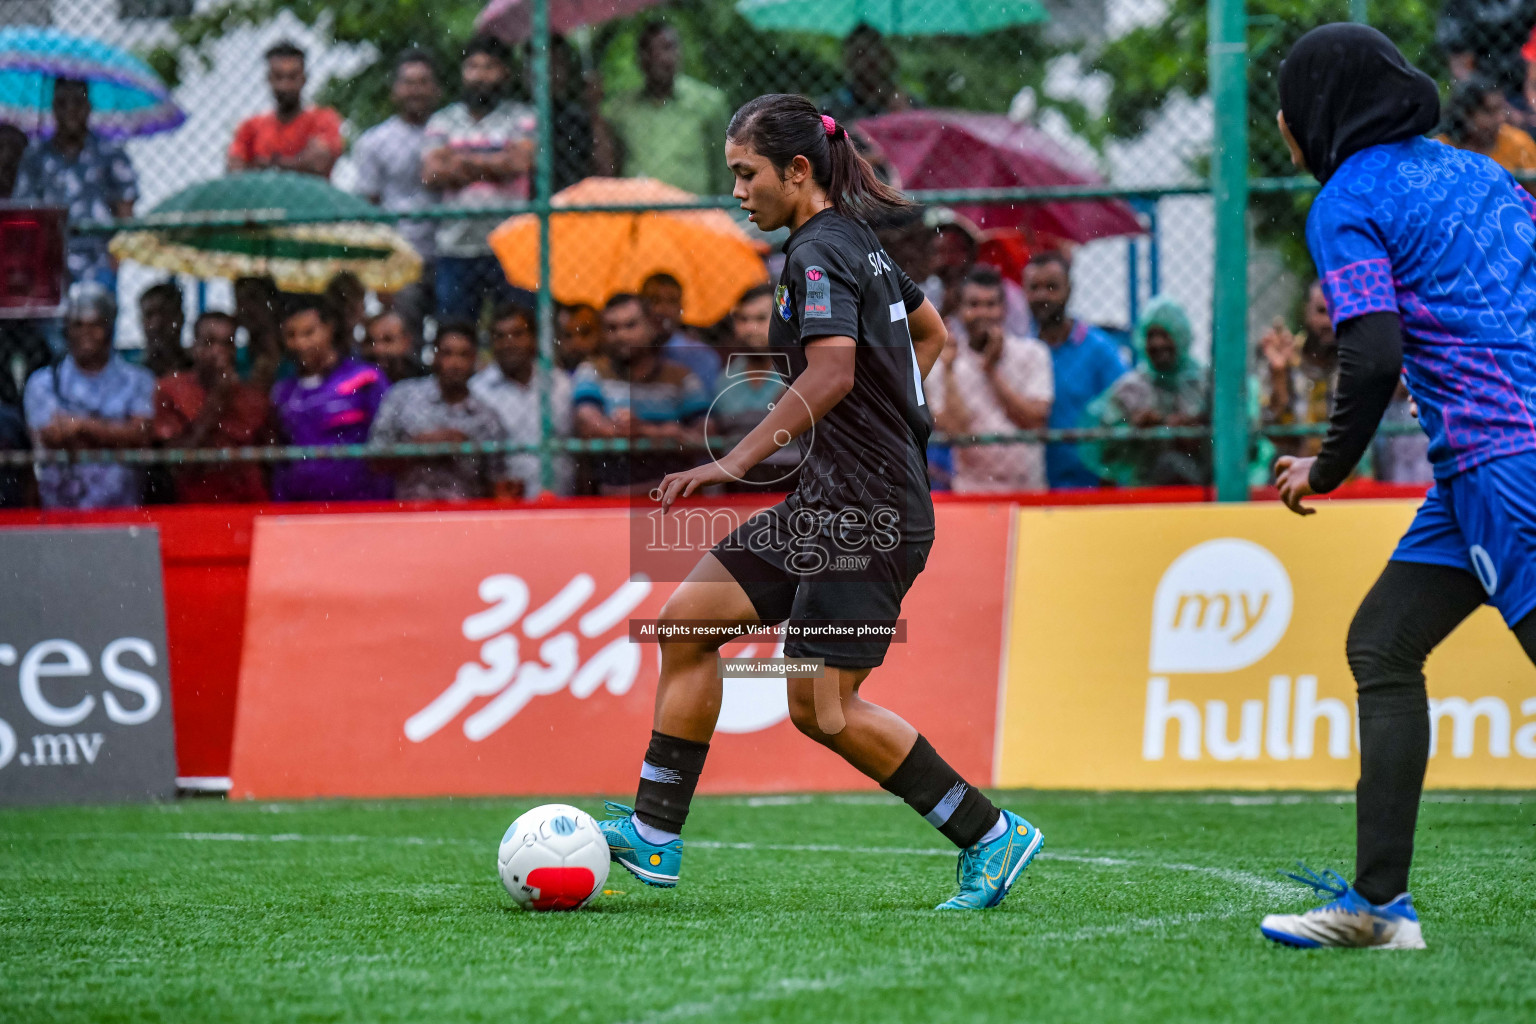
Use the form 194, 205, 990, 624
1, 0, 1475, 509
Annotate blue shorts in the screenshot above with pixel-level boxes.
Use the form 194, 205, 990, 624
1392, 451, 1536, 627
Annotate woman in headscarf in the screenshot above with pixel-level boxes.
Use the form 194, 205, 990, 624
1264, 24, 1536, 951
1081, 295, 1209, 486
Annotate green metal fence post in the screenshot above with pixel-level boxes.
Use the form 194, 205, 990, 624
531, 0, 556, 496
1209, 0, 1249, 501
1349, 0, 1369, 23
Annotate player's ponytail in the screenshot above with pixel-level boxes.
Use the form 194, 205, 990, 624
823, 116, 909, 221
727, 93, 910, 222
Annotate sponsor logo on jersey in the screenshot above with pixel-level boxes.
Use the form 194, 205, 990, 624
804, 265, 831, 319
774, 284, 792, 321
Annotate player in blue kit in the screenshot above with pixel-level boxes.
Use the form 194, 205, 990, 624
1262, 24, 1536, 949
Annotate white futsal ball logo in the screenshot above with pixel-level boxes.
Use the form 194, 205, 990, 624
497, 804, 611, 911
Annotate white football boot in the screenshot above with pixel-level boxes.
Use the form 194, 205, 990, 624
1260, 866, 1426, 950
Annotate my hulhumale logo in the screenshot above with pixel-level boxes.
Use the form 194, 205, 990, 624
1148, 538, 1293, 676
1141, 538, 1536, 763
1142, 539, 1326, 763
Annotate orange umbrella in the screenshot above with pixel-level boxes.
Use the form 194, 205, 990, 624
488, 177, 768, 328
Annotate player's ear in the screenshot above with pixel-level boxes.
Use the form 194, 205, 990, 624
787, 153, 813, 187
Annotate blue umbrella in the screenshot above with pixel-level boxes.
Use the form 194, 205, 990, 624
0, 27, 185, 139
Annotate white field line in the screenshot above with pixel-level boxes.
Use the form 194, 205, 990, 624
675, 792, 1531, 808
621, 972, 873, 1024
711, 794, 898, 806
1126, 793, 1529, 806
175, 832, 484, 845
688, 840, 1291, 896
0, 830, 1287, 896
690, 838, 954, 856
618, 911, 1242, 1024
1025, 910, 1240, 942
146, 792, 1528, 813
1041, 852, 1291, 897
1188, 794, 1355, 806
0, 831, 483, 846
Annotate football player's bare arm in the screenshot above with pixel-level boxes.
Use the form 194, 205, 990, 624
908, 299, 947, 379
715, 336, 854, 478
653, 338, 853, 512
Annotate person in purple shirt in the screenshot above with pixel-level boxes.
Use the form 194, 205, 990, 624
270, 295, 393, 501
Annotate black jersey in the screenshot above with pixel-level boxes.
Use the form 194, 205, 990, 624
769, 209, 934, 543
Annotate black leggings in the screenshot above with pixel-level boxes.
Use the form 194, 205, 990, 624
1347, 560, 1536, 904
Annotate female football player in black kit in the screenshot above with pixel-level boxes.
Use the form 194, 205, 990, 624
597, 94, 1043, 910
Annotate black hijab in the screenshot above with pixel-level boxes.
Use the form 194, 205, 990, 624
1278, 24, 1441, 184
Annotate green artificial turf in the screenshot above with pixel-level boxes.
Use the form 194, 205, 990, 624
1, 791, 1533, 1023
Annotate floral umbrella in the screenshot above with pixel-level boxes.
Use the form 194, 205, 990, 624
110, 172, 422, 294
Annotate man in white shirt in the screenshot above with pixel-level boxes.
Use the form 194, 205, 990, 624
925, 266, 1054, 492
469, 302, 574, 497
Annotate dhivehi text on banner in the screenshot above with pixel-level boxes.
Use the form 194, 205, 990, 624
230, 504, 1010, 799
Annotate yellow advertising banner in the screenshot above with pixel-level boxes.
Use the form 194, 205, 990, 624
996, 501, 1536, 789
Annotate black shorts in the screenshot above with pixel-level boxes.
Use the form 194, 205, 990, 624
710, 501, 931, 668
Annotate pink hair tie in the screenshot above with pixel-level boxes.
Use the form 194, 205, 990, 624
821, 114, 838, 136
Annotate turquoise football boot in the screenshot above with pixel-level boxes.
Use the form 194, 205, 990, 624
598, 801, 683, 888
936, 809, 1044, 910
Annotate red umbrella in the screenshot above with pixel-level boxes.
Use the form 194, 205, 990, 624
476, 0, 667, 43
856, 109, 1144, 243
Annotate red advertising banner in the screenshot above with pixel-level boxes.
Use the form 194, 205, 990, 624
228, 503, 1010, 798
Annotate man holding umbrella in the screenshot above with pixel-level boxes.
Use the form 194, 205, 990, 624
0, 122, 25, 197
14, 78, 137, 294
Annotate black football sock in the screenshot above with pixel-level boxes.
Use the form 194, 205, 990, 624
633, 730, 710, 836
1347, 562, 1484, 904
880, 735, 1000, 849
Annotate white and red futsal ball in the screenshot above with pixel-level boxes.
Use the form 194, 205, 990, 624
498, 804, 610, 911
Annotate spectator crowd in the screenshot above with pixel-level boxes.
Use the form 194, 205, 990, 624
10, 2, 1516, 509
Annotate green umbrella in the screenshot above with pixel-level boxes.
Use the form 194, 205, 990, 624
736, 0, 1047, 36
109, 171, 422, 293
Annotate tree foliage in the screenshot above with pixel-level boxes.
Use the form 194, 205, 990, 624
139, 0, 1445, 280
1092, 1, 1446, 275
147, 0, 483, 131
148, 0, 1078, 139
1095, 1, 1443, 164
